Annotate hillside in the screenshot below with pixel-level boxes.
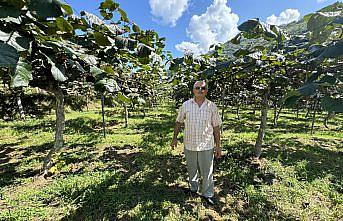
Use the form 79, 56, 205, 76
222, 1, 343, 58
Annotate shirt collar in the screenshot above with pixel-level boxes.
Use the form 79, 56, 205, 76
191, 98, 208, 105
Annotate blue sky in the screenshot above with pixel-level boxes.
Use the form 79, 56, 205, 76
65, 0, 340, 57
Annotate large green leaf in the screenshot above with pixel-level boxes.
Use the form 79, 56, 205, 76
332, 16, 343, 24
0, 0, 25, 9
230, 33, 242, 44
0, 42, 19, 68
321, 96, 343, 113
10, 58, 32, 87
0, 30, 30, 52
238, 18, 283, 41
104, 79, 119, 93
118, 8, 129, 23
317, 74, 337, 85
137, 43, 153, 57
318, 40, 343, 59
132, 23, 140, 33
118, 91, 131, 103
99, 0, 119, 11
61, 3, 73, 15
90, 66, 104, 76
0, 5, 21, 18
93, 31, 111, 46
56, 17, 74, 34
28, 0, 63, 19
283, 95, 301, 108
94, 78, 120, 93
81, 54, 98, 65
297, 83, 317, 96
45, 55, 67, 82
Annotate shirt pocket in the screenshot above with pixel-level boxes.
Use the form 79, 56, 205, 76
185, 110, 192, 123
202, 110, 212, 123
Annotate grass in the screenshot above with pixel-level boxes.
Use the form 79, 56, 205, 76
0, 103, 342, 220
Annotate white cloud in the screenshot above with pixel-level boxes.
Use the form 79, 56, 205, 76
175, 41, 204, 55
266, 9, 301, 26
317, 0, 328, 3
149, 0, 189, 26
175, 0, 239, 56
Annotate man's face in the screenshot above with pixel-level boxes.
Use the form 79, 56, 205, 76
193, 81, 208, 98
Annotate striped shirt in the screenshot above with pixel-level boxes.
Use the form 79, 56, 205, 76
176, 98, 222, 151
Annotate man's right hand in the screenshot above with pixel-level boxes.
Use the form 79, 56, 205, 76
170, 138, 177, 149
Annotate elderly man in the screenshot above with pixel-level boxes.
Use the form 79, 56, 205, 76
171, 80, 222, 205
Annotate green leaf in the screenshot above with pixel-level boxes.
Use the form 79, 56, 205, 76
118, 8, 129, 23
0, 5, 21, 18
0, 30, 31, 52
90, 66, 104, 76
233, 49, 251, 57
99, 0, 119, 11
321, 96, 343, 113
93, 31, 111, 46
137, 43, 153, 57
332, 16, 343, 25
10, 58, 32, 87
101, 65, 117, 76
45, 55, 67, 82
80, 54, 98, 65
318, 40, 343, 59
283, 95, 301, 108
104, 79, 120, 93
56, 17, 74, 34
297, 83, 317, 96
118, 91, 131, 103
230, 33, 242, 44
100, 9, 113, 20
0, 42, 19, 68
238, 18, 283, 41
61, 3, 73, 15
28, 0, 63, 19
132, 23, 140, 33
317, 74, 337, 85
0, 0, 25, 9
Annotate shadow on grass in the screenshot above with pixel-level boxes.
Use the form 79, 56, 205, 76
0, 161, 42, 188
60, 147, 190, 220
137, 115, 175, 149
9, 116, 105, 137
265, 137, 342, 186
215, 141, 298, 220
0, 142, 52, 187
59, 110, 198, 220
64, 117, 102, 135
10, 119, 56, 133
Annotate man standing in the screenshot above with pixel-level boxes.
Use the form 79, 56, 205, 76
171, 80, 222, 205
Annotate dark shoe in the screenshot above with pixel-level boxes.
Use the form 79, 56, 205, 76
203, 196, 215, 205
189, 190, 198, 197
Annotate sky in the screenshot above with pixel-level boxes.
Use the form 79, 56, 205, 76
64, 0, 341, 58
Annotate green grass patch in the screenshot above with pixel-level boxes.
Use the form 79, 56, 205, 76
0, 105, 342, 220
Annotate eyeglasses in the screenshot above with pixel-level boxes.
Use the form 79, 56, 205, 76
194, 86, 207, 91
